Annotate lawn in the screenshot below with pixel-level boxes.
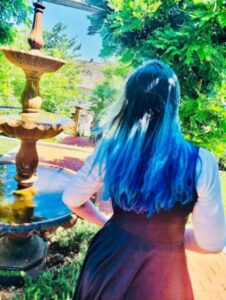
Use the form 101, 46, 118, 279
0, 137, 18, 157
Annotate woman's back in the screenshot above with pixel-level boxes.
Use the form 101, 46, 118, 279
74, 202, 196, 299
63, 60, 226, 300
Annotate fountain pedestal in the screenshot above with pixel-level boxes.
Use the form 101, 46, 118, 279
0, 235, 48, 283
21, 71, 42, 113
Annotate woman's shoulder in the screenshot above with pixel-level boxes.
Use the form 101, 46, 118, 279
195, 147, 220, 195
197, 147, 218, 172
198, 147, 217, 160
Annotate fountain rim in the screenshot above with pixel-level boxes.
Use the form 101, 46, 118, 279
0, 161, 75, 234
0, 46, 66, 62
0, 47, 66, 65
0, 115, 74, 131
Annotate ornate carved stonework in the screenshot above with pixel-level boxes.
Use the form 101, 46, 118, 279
28, 2, 45, 50
22, 72, 42, 113
15, 140, 39, 187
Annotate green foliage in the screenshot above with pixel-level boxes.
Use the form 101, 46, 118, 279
88, 0, 226, 160
51, 219, 98, 248
44, 23, 81, 60
0, 50, 25, 108
40, 59, 81, 114
0, 0, 31, 45
180, 92, 226, 157
16, 263, 78, 300
0, 28, 28, 108
36, 23, 82, 114
0, 138, 18, 157
90, 62, 131, 115
0, 53, 17, 107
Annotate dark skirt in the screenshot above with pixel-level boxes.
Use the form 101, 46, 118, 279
74, 205, 194, 300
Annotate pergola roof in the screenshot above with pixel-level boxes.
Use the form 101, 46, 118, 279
44, 0, 102, 12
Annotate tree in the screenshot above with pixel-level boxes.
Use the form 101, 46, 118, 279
87, 0, 226, 159
0, 0, 31, 45
89, 62, 131, 116
41, 23, 82, 114
0, 31, 26, 108
0, 1, 30, 108
43, 23, 81, 60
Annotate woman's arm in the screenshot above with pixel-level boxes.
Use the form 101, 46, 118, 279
62, 144, 109, 227
184, 225, 223, 254
184, 149, 226, 253
67, 200, 109, 228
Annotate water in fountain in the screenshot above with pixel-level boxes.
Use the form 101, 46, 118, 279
0, 163, 72, 225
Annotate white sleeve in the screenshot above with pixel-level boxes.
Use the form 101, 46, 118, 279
192, 148, 226, 251
62, 145, 104, 208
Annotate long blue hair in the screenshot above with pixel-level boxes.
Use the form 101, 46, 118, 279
93, 60, 199, 216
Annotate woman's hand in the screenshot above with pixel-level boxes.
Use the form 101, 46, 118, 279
68, 200, 110, 228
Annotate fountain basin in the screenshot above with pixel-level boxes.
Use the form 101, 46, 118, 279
0, 111, 74, 140
1, 48, 65, 74
0, 162, 75, 234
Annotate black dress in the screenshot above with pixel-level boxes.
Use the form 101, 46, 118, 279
73, 201, 196, 300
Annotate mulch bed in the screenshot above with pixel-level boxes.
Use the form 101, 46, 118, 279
46, 239, 80, 270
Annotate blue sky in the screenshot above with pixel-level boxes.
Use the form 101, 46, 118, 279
30, 1, 103, 61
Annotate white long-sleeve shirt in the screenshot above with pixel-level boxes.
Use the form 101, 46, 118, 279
63, 146, 226, 252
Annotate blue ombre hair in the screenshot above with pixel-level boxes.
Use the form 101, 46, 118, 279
93, 60, 199, 216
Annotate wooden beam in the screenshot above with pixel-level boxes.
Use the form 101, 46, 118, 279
44, 0, 102, 12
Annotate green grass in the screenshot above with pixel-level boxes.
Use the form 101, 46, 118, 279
44, 137, 59, 144
0, 138, 18, 157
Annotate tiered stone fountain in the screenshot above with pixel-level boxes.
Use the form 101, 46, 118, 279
0, 0, 76, 282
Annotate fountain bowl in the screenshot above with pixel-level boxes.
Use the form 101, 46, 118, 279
0, 161, 76, 282
0, 111, 74, 140
1, 47, 65, 74
0, 161, 75, 234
